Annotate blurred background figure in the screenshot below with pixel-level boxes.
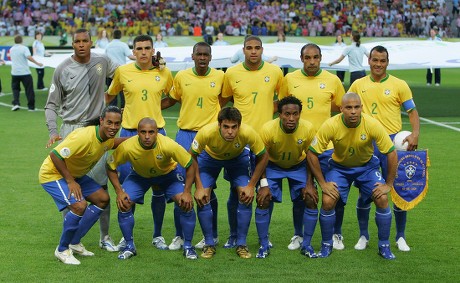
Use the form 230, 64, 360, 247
32, 31, 51, 91
154, 33, 168, 48
333, 34, 347, 85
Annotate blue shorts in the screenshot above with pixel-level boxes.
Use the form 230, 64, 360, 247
325, 156, 384, 204
264, 160, 307, 203
199, 150, 251, 189
175, 129, 197, 175
318, 149, 333, 175
373, 133, 396, 180
121, 127, 166, 138
224, 146, 253, 182
123, 169, 185, 204
41, 175, 102, 211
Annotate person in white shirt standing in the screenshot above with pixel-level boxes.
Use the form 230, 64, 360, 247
10, 35, 43, 111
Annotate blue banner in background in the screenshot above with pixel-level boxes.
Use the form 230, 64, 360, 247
0, 46, 11, 61
391, 150, 429, 211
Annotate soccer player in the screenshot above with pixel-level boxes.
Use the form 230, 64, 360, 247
307, 92, 397, 260
39, 106, 124, 265
161, 42, 224, 250
191, 107, 268, 259
44, 28, 119, 252
256, 96, 316, 259
279, 43, 345, 251
106, 118, 198, 260
221, 35, 283, 248
106, 34, 174, 250
348, 45, 420, 252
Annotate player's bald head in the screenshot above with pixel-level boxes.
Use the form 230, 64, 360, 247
342, 92, 361, 105
138, 117, 157, 129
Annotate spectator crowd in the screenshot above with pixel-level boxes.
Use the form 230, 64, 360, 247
0, 0, 458, 40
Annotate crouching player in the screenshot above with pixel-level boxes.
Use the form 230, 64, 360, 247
39, 106, 124, 265
307, 92, 397, 260
255, 96, 318, 259
191, 107, 268, 259
106, 118, 198, 260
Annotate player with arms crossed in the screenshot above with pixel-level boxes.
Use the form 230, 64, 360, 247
279, 43, 345, 251
161, 42, 224, 250
45, 28, 119, 252
106, 34, 174, 250
106, 118, 198, 260
348, 45, 420, 252
220, 35, 283, 248
191, 107, 268, 259
39, 106, 124, 265
307, 92, 397, 260
256, 96, 317, 258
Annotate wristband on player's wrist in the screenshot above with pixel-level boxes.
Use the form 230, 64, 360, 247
260, 178, 269, 187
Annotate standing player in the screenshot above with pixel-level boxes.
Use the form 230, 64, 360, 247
279, 43, 345, 251
106, 34, 174, 250
105, 29, 136, 108
106, 118, 198, 260
256, 96, 317, 258
39, 106, 124, 265
348, 45, 420, 252
44, 28, 119, 252
221, 35, 283, 248
191, 107, 268, 259
307, 92, 397, 260
161, 42, 224, 250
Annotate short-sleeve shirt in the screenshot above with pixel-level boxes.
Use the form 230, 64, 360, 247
191, 122, 266, 160
107, 62, 173, 129
39, 126, 115, 183
260, 118, 315, 169
222, 61, 283, 130
107, 134, 192, 178
10, 44, 31, 76
310, 113, 394, 167
348, 74, 416, 135
105, 39, 132, 65
169, 67, 224, 131
342, 43, 367, 72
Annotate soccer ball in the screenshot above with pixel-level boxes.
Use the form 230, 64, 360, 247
393, 131, 411, 151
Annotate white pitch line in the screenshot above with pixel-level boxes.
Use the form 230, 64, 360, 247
402, 112, 460, 132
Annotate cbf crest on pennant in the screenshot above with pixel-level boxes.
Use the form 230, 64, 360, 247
391, 149, 430, 210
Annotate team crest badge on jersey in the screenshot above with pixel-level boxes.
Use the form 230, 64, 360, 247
192, 140, 199, 150
297, 139, 303, 144
210, 82, 216, 88
156, 154, 163, 160
311, 136, 318, 146
234, 142, 241, 148
155, 76, 161, 81
49, 84, 56, 93
319, 83, 326, 89
360, 134, 367, 140
264, 76, 270, 82
384, 89, 391, 95
60, 147, 71, 157
104, 146, 109, 151
96, 63, 103, 76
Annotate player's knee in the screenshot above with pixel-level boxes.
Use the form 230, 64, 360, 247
321, 195, 336, 211
304, 197, 318, 209
373, 194, 388, 208
69, 201, 87, 216
91, 189, 110, 209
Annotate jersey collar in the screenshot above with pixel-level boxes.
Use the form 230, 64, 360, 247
279, 119, 298, 134
134, 63, 156, 71
242, 61, 264, 71
341, 114, 362, 128
192, 67, 211, 76
301, 68, 322, 77
370, 73, 389, 83
95, 126, 103, 142
138, 136, 156, 150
